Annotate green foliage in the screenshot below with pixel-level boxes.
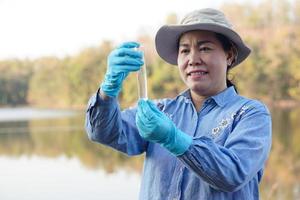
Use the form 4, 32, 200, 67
66, 43, 111, 106
1, 1, 300, 108
26, 41, 113, 108
28, 57, 69, 106
222, 0, 300, 104
149, 59, 185, 99
0, 59, 33, 105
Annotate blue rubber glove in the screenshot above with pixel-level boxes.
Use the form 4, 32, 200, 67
136, 99, 192, 156
100, 41, 144, 97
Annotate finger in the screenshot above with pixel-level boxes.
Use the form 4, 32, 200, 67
138, 99, 158, 121
113, 48, 143, 59
111, 56, 144, 67
144, 100, 164, 117
117, 41, 140, 49
145, 100, 159, 111
110, 64, 142, 76
105, 73, 126, 85
136, 105, 156, 132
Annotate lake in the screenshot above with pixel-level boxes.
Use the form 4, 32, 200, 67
0, 107, 299, 200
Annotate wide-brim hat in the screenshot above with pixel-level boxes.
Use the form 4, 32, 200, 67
155, 8, 251, 68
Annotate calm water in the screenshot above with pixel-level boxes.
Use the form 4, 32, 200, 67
0, 108, 142, 200
0, 107, 299, 200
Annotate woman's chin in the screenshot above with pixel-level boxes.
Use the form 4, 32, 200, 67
189, 85, 211, 96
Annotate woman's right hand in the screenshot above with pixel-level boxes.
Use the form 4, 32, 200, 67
100, 41, 144, 97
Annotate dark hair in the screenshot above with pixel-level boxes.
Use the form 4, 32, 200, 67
215, 33, 238, 92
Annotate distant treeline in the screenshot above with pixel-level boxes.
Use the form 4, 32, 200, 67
1, 0, 300, 108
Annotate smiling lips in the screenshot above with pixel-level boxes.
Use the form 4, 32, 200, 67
187, 69, 208, 78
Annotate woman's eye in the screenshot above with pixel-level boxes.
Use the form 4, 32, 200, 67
180, 49, 190, 54
199, 47, 211, 52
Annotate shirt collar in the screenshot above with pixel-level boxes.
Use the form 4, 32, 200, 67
211, 86, 238, 107
179, 86, 238, 107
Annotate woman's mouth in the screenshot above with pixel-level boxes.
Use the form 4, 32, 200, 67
187, 70, 209, 78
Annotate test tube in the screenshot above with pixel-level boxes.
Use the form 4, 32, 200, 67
137, 48, 148, 100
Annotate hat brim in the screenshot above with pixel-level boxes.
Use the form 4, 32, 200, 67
155, 23, 251, 67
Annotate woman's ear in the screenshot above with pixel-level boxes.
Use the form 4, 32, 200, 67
226, 47, 237, 67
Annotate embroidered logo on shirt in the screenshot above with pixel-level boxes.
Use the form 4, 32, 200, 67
210, 105, 251, 139
164, 112, 174, 121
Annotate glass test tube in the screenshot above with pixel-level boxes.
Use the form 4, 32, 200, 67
137, 48, 148, 100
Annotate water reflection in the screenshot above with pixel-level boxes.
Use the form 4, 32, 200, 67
0, 112, 143, 200
0, 156, 140, 200
261, 107, 300, 199
0, 107, 299, 199
0, 115, 144, 172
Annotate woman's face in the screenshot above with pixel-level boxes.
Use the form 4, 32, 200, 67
177, 30, 232, 97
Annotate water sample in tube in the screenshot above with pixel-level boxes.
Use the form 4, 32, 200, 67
137, 48, 148, 100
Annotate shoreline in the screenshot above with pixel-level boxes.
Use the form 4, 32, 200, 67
0, 107, 80, 122
1, 99, 300, 110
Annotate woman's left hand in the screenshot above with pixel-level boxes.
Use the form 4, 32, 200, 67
136, 99, 192, 156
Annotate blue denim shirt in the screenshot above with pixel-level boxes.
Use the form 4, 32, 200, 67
85, 86, 272, 200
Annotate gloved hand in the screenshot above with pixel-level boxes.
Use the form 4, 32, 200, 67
100, 41, 144, 97
136, 99, 192, 156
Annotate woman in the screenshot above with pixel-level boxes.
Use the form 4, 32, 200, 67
85, 8, 272, 200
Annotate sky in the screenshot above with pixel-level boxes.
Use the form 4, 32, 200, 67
0, 0, 256, 60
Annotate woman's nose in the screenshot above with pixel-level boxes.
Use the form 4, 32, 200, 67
188, 50, 203, 66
